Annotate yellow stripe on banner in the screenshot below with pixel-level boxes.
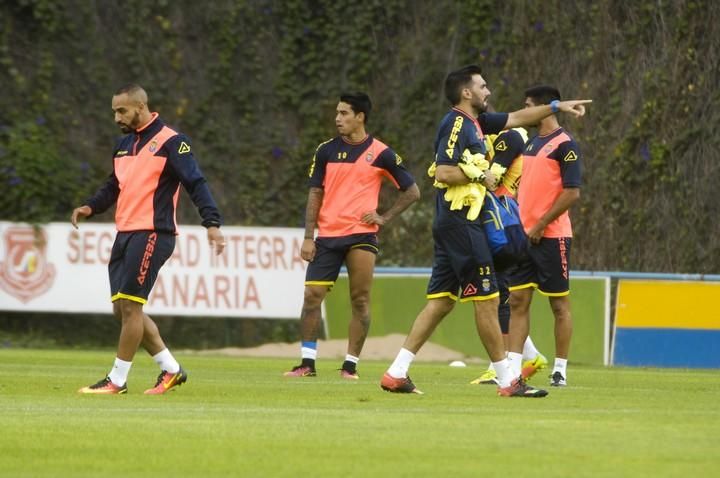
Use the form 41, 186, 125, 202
615, 280, 720, 329
111, 293, 147, 305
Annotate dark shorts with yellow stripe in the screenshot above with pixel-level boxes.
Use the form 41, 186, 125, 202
305, 233, 378, 286
109, 231, 175, 304
426, 224, 498, 302
506, 237, 572, 296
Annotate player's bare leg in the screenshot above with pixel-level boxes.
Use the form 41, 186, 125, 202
549, 295, 572, 359
111, 302, 186, 393
283, 284, 327, 377
472, 298, 504, 361
116, 299, 144, 361
549, 295, 572, 386
112, 302, 165, 355
476, 296, 547, 397
507, 287, 534, 376
381, 297, 455, 394
346, 249, 374, 357
401, 297, 455, 353
78, 298, 142, 394
299, 285, 328, 342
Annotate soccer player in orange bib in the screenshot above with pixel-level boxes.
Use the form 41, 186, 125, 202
284, 92, 420, 379
506, 85, 584, 387
72, 84, 225, 395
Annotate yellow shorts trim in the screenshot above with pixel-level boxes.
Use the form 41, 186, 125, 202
305, 281, 334, 287
111, 293, 147, 305
508, 282, 538, 292
350, 243, 379, 253
426, 292, 459, 301
459, 291, 500, 303
538, 289, 570, 297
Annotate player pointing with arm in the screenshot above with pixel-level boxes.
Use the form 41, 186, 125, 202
381, 65, 590, 397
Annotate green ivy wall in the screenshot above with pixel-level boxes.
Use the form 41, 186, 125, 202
1, 0, 718, 273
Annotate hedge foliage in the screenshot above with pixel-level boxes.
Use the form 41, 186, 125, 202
1, 0, 718, 273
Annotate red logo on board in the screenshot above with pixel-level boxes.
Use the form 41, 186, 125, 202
0, 227, 56, 303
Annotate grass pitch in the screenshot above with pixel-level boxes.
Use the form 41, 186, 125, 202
0, 348, 718, 477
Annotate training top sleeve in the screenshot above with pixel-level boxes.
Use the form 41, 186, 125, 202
85, 170, 120, 216
555, 139, 582, 188
478, 112, 509, 135
373, 147, 416, 190
491, 129, 525, 169
165, 134, 223, 228
85, 141, 123, 216
308, 141, 330, 188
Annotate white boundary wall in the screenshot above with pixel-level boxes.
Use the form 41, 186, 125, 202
0, 221, 307, 318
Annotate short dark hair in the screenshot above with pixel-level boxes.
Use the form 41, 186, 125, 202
524, 85, 561, 105
340, 92, 372, 123
114, 84, 148, 105
445, 65, 483, 106
115, 84, 144, 96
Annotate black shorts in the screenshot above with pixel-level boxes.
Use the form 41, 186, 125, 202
506, 237, 572, 296
109, 231, 175, 304
305, 233, 378, 286
426, 224, 498, 302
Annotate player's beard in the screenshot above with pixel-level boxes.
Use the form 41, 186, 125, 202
473, 96, 489, 114
118, 111, 141, 133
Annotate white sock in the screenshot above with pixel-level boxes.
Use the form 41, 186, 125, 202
486, 350, 508, 372
152, 348, 180, 373
492, 359, 514, 388
522, 336, 540, 361
301, 346, 318, 360
345, 354, 359, 364
108, 357, 132, 386
553, 358, 568, 377
387, 348, 415, 378
507, 352, 523, 378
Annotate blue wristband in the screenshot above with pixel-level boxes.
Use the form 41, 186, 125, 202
550, 100, 560, 113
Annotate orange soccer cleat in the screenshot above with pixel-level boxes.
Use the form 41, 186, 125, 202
144, 368, 188, 395
78, 376, 127, 395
